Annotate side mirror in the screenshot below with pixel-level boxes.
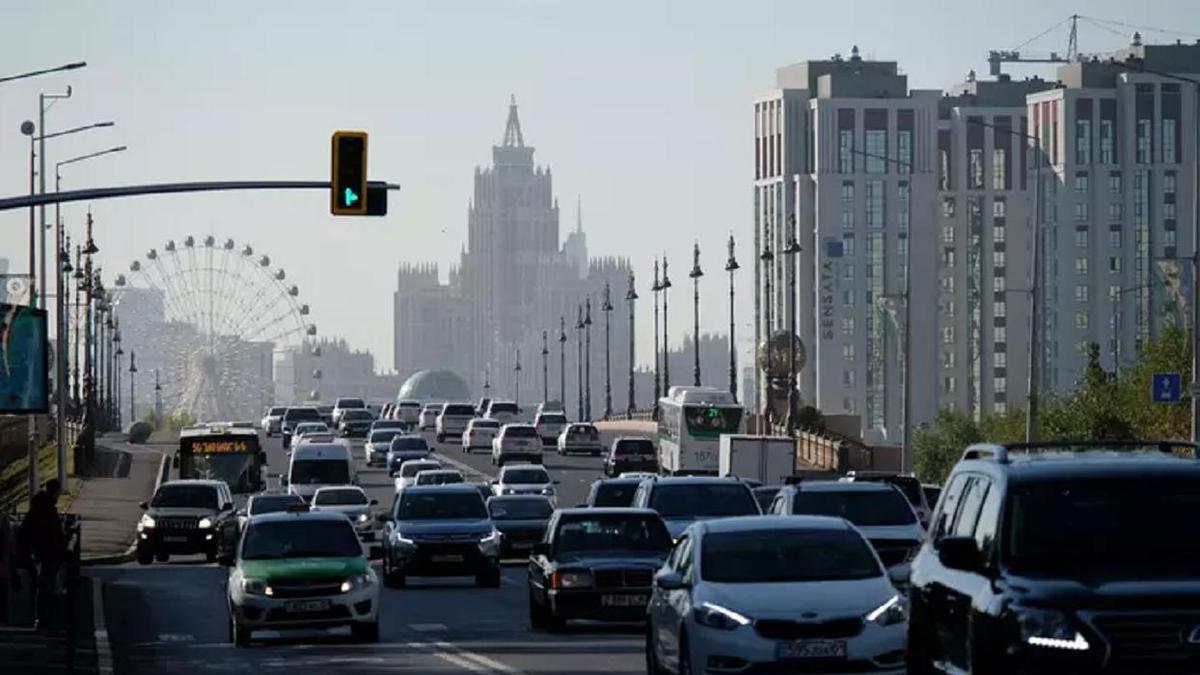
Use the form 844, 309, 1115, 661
217, 553, 235, 567
368, 545, 384, 561
655, 571, 688, 591
370, 498, 379, 506
531, 542, 550, 556
937, 537, 981, 573
138, 500, 148, 510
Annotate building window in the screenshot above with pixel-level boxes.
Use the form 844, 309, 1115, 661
843, 343, 855, 361
993, 198, 1007, 217
843, 397, 857, 414
1109, 228, 1122, 248
993, 224, 1006, 242
1074, 202, 1089, 221
994, 351, 1007, 368
842, 290, 854, 306
838, 113, 856, 173
992, 149, 1007, 190
1076, 117, 1092, 164
995, 402, 1007, 415
1165, 202, 1177, 219
942, 351, 955, 368
841, 181, 854, 203
1075, 229, 1089, 248
969, 149, 984, 189
865, 181, 884, 228
942, 376, 957, 395
843, 234, 855, 256
1108, 202, 1123, 222
843, 370, 856, 387
1165, 171, 1177, 194
1109, 172, 1121, 192
1075, 311, 1089, 329
865, 128, 887, 174
995, 377, 1007, 393
898, 129, 913, 173
1165, 229, 1178, 248
1099, 118, 1115, 164
941, 276, 955, 293
942, 249, 956, 268
942, 326, 954, 344
995, 300, 1007, 317
897, 183, 910, 231
994, 250, 1006, 267
1136, 119, 1152, 164
942, 225, 955, 243
1110, 257, 1121, 273
843, 264, 854, 281
1074, 172, 1088, 194
1163, 118, 1178, 164
992, 276, 1005, 292
842, 316, 855, 335
1075, 257, 1089, 275
942, 197, 956, 218
1075, 284, 1089, 302
842, 209, 854, 229
995, 326, 1006, 342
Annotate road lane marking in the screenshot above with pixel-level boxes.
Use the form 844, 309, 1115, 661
431, 639, 529, 674
407, 641, 495, 673
409, 623, 448, 632
433, 452, 496, 481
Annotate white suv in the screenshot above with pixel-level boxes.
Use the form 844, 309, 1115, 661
491, 464, 556, 501
491, 424, 542, 467
435, 402, 477, 443
462, 418, 500, 453
533, 411, 567, 446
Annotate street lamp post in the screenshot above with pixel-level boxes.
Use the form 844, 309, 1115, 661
782, 215, 802, 435
558, 317, 567, 410
661, 256, 673, 394
541, 331, 549, 404
576, 305, 585, 421
602, 281, 613, 420
514, 349, 522, 409
584, 297, 593, 421
72, 244, 83, 406
760, 215, 775, 429
21, 121, 35, 307
689, 243, 704, 387
725, 235, 740, 401
129, 350, 138, 424
652, 261, 662, 404
154, 369, 162, 427
625, 271, 638, 417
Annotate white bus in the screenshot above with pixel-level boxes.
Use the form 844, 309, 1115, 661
656, 386, 745, 475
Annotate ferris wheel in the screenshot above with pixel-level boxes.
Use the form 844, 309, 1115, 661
111, 235, 318, 422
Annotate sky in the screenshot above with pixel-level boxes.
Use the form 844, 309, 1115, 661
2, 0, 1198, 373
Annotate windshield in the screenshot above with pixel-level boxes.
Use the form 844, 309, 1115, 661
285, 408, 320, 422
336, 399, 365, 409
489, 498, 554, 519
854, 475, 923, 506
313, 488, 368, 506
290, 459, 349, 485
152, 485, 218, 509
1006, 476, 1200, 573
538, 414, 567, 424
592, 482, 639, 507
417, 472, 464, 485
268, 407, 286, 416
472, 419, 500, 429
372, 420, 407, 430
399, 402, 421, 409
701, 529, 882, 583
391, 437, 429, 451
369, 430, 403, 445
179, 451, 258, 494
648, 483, 758, 518
504, 468, 550, 484
444, 404, 475, 416
401, 462, 440, 478
242, 520, 362, 560
553, 515, 671, 557
248, 495, 303, 515
396, 492, 487, 520
791, 489, 916, 526
490, 402, 519, 414
615, 439, 654, 455
296, 423, 328, 434
683, 405, 742, 436
505, 426, 538, 438
568, 425, 597, 437
343, 410, 373, 421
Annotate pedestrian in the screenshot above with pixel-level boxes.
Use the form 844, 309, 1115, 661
19, 479, 66, 630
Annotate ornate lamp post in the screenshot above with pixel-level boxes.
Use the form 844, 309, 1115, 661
584, 297, 593, 421
575, 305, 584, 421
782, 214, 802, 435
652, 260, 662, 403
725, 235, 740, 401
71, 244, 83, 406
558, 317, 567, 409
602, 282, 613, 420
625, 271, 638, 417
689, 242, 704, 386
760, 214, 775, 428
129, 350, 138, 424
541, 330, 549, 404
514, 349, 522, 408
660, 256, 672, 394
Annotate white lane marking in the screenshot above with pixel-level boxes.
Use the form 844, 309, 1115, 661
407, 641, 495, 673
433, 452, 496, 481
409, 623, 448, 632
431, 639, 529, 674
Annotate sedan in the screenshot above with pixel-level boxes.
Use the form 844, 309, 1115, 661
491, 464, 557, 501
386, 435, 433, 476
310, 486, 379, 541
487, 495, 553, 558
645, 516, 907, 675
337, 409, 375, 437
418, 404, 441, 430
394, 459, 443, 491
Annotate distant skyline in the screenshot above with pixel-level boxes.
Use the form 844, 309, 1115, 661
2, 0, 1197, 372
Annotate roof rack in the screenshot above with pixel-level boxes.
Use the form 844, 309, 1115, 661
961, 440, 1199, 464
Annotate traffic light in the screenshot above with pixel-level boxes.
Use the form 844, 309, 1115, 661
331, 131, 368, 215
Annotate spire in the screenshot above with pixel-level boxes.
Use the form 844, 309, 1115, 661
502, 94, 524, 148
576, 195, 583, 233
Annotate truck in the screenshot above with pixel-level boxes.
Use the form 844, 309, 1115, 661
718, 434, 796, 485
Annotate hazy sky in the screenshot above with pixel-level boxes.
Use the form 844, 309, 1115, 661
2, 0, 1197, 372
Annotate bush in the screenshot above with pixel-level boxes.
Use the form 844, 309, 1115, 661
127, 420, 154, 444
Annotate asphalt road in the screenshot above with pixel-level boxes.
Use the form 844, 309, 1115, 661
87, 425, 655, 674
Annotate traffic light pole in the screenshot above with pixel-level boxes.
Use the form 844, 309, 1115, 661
0, 180, 400, 212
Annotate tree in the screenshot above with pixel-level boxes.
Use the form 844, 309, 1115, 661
912, 410, 982, 484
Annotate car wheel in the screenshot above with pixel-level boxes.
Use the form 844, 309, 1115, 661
528, 589, 548, 630
136, 547, 153, 565
231, 617, 252, 647
645, 621, 667, 675
205, 548, 218, 564
677, 630, 692, 675
155, 551, 170, 563
352, 620, 380, 643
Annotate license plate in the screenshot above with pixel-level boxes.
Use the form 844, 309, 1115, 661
285, 599, 331, 613
163, 536, 188, 543
431, 554, 463, 563
600, 594, 647, 607
776, 640, 847, 660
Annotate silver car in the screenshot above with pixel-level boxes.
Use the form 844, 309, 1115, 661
310, 486, 379, 541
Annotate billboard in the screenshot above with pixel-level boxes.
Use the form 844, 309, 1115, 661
0, 303, 49, 414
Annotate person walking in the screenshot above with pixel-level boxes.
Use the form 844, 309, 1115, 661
20, 479, 65, 629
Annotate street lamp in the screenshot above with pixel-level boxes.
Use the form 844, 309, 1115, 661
689, 243, 704, 386
575, 305, 585, 422
652, 260, 662, 403
129, 350, 138, 425
660, 256, 673, 394
21, 120, 35, 307
781, 216, 802, 435
514, 349, 522, 409
584, 297, 594, 421
602, 281, 614, 420
725, 235, 740, 402
625, 271, 638, 417
541, 330, 549, 404
0, 62, 85, 85
760, 213, 775, 428
558, 317, 567, 411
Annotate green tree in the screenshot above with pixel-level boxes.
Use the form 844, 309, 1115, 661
912, 410, 982, 484
164, 410, 196, 431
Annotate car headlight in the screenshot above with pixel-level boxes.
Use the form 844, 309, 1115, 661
552, 570, 593, 589
693, 602, 751, 630
340, 570, 376, 593
540, 487, 555, 495
138, 514, 156, 530
357, 513, 370, 523
865, 594, 908, 626
242, 578, 274, 597
198, 517, 214, 529
1012, 607, 1090, 651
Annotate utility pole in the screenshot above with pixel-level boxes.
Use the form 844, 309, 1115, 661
602, 281, 613, 419
760, 214, 775, 429
689, 242, 704, 386
661, 256, 673, 394
584, 297, 593, 421
782, 214, 802, 435
725, 235, 740, 401
558, 317, 567, 410
1026, 134, 1043, 442
625, 271, 638, 417
652, 260, 662, 404
541, 330, 549, 404
576, 305, 584, 422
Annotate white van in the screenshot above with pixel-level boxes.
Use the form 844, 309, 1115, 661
284, 442, 356, 501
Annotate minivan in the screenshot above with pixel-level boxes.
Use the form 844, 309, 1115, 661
283, 442, 355, 501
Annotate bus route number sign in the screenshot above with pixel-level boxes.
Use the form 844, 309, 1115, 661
191, 439, 250, 454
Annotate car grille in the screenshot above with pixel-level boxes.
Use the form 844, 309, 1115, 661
593, 568, 654, 589
1093, 614, 1200, 664
868, 538, 920, 567
414, 533, 480, 543
156, 517, 200, 531
754, 617, 863, 640
269, 580, 344, 599
502, 529, 544, 543
265, 605, 350, 622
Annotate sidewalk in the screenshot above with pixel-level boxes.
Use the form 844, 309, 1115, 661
70, 433, 169, 565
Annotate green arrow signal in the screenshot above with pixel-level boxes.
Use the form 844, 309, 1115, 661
343, 187, 360, 206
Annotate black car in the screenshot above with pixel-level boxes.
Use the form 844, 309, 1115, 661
527, 508, 672, 631
584, 477, 644, 507
379, 484, 501, 587
487, 495, 554, 558
136, 480, 238, 564
338, 409, 375, 437
751, 485, 781, 512
603, 437, 657, 477
909, 440, 1200, 675
237, 493, 305, 531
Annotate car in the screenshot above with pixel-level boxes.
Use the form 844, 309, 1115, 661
310, 485, 379, 540
238, 493, 305, 531
223, 510, 382, 646
395, 459, 443, 491
261, 406, 286, 437
751, 485, 782, 512
364, 428, 406, 466
415, 469, 465, 486
486, 495, 553, 558
604, 437, 657, 476
491, 464, 557, 500
631, 476, 761, 539
536, 400, 564, 416
492, 424, 544, 466
337, 409, 375, 437
379, 484, 502, 588
436, 402, 477, 443
769, 481, 925, 584
419, 403, 441, 430
645, 515, 908, 675
394, 400, 422, 425
380, 402, 394, 420
533, 411, 568, 446
921, 483, 941, 510
475, 397, 492, 418
316, 405, 334, 426
386, 435, 433, 476
136, 480, 238, 565
289, 422, 331, 451
557, 423, 603, 456
283, 442, 356, 501
331, 397, 367, 427
840, 471, 931, 528
528, 507, 672, 631
908, 440, 1200, 675
280, 406, 321, 447
369, 419, 410, 434
484, 400, 521, 425
462, 418, 501, 453
584, 477, 644, 508
295, 431, 337, 447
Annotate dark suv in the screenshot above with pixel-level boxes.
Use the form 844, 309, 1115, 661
908, 440, 1200, 675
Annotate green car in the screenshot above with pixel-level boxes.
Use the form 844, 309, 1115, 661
223, 510, 382, 646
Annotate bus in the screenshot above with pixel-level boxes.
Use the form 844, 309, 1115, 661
177, 424, 267, 494
656, 386, 745, 475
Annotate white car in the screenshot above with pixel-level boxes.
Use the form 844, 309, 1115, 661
491, 464, 556, 501
556, 423, 603, 456
418, 403, 441, 430
645, 516, 907, 674
462, 418, 501, 453
414, 469, 465, 486
309, 485, 379, 540
492, 424, 543, 466
261, 406, 286, 437
484, 400, 521, 425
331, 397, 367, 427
533, 411, 567, 446
436, 402, 477, 443
394, 400, 422, 425
289, 422, 331, 451
394, 459, 442, 491
364, 428, 406, 467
